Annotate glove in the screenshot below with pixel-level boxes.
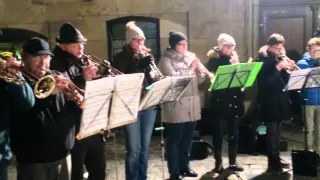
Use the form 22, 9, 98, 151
138, 55, 154, 69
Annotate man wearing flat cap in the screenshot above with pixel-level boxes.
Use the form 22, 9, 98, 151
50, 22, 106, 180
8, 37, 80, 180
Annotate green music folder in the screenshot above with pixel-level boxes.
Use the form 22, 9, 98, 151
208, 62, 263, 92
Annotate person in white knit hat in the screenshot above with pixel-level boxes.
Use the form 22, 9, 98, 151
206, 33, 244, 177
112, 21, 158, 180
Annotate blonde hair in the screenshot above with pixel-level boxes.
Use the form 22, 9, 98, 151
307, 37, 320, 48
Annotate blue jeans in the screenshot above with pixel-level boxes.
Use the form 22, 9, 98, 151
165, 122, 197, 174
123, 107, 157, 180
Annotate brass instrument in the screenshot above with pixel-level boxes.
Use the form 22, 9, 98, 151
0, 57, 39, 86
136, 47, 164, 83
34, 69, 85, 108
81, 54, 123, 76
277, 55, 300, 74
186, 51, 214, 80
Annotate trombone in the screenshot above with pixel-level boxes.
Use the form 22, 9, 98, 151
81, 53, 123, 76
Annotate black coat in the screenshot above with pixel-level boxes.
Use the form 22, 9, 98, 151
10, 79, 78, 163
112, 46, 156, 98
207, 48, 245, 120
256, 46, 291, 122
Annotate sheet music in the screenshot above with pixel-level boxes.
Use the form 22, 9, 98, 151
139, 77, 174, 111
109, 73, 144, 129
79, 77, 115, 139
286, 69, 310, 90
306, 67, 320, 88
162, 76, 193, 102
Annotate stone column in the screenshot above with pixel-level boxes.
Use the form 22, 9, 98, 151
245, 0, 259, 60
310, 4, 319, 34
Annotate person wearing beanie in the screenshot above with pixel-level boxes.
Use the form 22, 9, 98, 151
206, 33, 244, 177
158, 30, 204, 180
112, 21, 158, 180
50, 22, 106, 180
257, 33, 293, 173
8, 37, 81, 180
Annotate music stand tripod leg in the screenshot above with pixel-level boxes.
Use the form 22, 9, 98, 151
155, 123, 165, 180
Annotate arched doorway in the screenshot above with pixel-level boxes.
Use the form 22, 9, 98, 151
0, 28, 48, 60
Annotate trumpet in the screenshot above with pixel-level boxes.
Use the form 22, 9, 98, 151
136, 47, 164, 83
0, 57, 39, 86
277, 55, 300, 74
81, 53, 123, 77
34, 69, 85, 108
186, 51, 214, 80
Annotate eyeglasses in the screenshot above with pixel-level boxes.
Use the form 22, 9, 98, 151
310, 48, 320, 52
133, 38, 145, 42
177, 43, 188, 47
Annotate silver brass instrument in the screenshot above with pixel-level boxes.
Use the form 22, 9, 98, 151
186, 51, 214, 79
81, 54, 123, 76
34, 69, 85, 108
137, 48, 164, 83
277, 55, 300, 74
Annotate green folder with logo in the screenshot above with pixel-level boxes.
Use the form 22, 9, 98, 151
208, 62, 263, 92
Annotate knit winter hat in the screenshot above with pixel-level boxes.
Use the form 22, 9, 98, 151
217, 33, 236, 49
125, 21, 145, 44
169, 30, 188, 49
56, 22, 87, 44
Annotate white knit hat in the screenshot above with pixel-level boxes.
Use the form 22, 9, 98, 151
125, 21, 146, 44
217, 33, 236, 49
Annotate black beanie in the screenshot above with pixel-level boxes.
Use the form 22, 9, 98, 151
56, 22, 87, 44
169, 31, 187, 49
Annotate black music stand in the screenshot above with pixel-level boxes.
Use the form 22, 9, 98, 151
284, 67, 320, 177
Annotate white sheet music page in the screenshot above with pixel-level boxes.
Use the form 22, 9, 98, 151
162, 76, 193, 102
286, 69, 311, 90
79, 77, 115, 139
109, 73, 144, 129
306, 67, 320, 88
139, 77, 173, 111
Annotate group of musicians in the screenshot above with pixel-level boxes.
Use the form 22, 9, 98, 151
0, 20, 318, 180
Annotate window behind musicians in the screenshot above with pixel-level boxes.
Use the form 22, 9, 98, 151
297, 37, 320, 152
50, 22, 106, 180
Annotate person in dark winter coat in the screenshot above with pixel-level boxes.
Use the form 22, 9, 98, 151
257, 33, 295, 173
112, 21, 158, 180
9, 37, 80, 180
50, 22, 106, 180
207, 33, 245, 176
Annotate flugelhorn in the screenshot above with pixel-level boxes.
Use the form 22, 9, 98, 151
34, 69, 85, 108
81, 53, 123, 77
277, 55, 300, 74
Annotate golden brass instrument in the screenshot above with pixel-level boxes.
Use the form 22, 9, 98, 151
0, 58, 39, 85
34, 70, 85, 108
81, 54, 123, 76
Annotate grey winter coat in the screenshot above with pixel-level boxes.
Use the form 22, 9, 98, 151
158, 49, 201, 123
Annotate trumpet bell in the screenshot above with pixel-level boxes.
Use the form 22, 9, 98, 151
34, 75, 56, 99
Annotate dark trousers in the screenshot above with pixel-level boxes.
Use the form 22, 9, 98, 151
165, 122, 197, 174
265, 121, 282, 166
71, 135, 106, 180
212, 118, 239, 165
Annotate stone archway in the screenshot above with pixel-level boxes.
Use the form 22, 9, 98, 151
0, 28, 47, 43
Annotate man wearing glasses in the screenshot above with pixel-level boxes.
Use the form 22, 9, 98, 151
257, 33, 293, 173
297, 37, 320, 153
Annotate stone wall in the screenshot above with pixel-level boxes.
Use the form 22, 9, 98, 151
0, 0, 259, 108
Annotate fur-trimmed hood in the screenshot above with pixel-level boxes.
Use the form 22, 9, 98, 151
207, 46, 238, 60
258, 45, 269, 57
